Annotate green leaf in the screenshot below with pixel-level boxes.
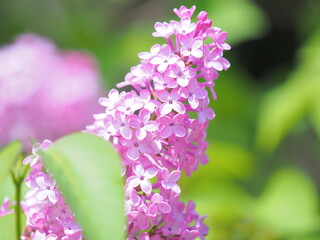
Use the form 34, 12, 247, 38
0, 214, 15, 240
40, 133, 125, 240
0, 141, 22, 187
0, 213, 26, 240
256, 26, 320, 151
255, 78, 313, 151
255, 168, 319, 236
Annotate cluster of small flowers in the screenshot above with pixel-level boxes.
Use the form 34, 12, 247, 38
0, 197, 14, 217
21, 140, 83, 240
0, 34, 102, 151
20, 5, 230, 239
87, 5, 230, 239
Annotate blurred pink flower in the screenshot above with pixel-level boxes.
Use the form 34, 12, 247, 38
0, 34, 102, 151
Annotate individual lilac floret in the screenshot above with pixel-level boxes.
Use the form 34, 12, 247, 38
87, 5, 231, 239
0, 34, 102, 151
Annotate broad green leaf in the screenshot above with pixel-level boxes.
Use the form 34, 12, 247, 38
256, 78, 313, 151
40, 133, 125, 240
0, 213, 26, 240
0, 214, 15, 240
0, 141, 22, 187
256, 26, 320, 151
255, 168, 319, 235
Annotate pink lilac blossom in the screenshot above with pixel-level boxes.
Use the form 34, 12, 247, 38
0, 34, 102, 151
22, 140, 83, 240
0, 197, 14, 217
22, 5, 230, 240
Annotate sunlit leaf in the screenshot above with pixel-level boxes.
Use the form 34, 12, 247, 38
256, 26, 320, 151
256, 78, 312, 151
0, 141, 22, 187
40, 133, 125, 240
0, 213, 26, 240
256, 168, 319, 235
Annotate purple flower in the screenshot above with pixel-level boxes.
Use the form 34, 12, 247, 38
129, 109, 158, 140
180, 35, 204, 58
150, 45, 179, 73
158, 114, 186, 138
152, 22, 174, 38
127, 164, 158, 195
161, 168, 181, 194
22, 5, 231, 239
157, 88, 185, 115
166, 61, 196, 87
148, 193, 171, 217
173, 5, 196, 19
0, 34, 102, 150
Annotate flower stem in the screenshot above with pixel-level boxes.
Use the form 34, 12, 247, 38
15, 181, 21, 240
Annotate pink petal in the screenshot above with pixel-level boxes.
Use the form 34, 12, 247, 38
192, 37, 203, 49
36, 190, 48, 201
150, 57, 163, 65
168, 170, 181, 182
140, 109, 150, 123
173, 125, 186, 137
203, 107, 215, 119
191, 49, 203, 58
138, 214, 150, 230
157, 62, 169, 73
172, 102, 185, 114
120, 126, 132, 139
144, 121, 158, 132
35, 175, 47, 188
138, 232, 150, 240
148, 204, 158, 217
151, 193, 162, 203
128, 177, 141, 188
127, 147, 140, 160
158, 202, 171, 213
172, 184, 181, 194
177, 77, 189, 87
145, 167, 158, 179
189, 96, 199, 109
48, 191, 58, 203
160, 103, 173, 115
133, 164, 145, 177
139, 142, 154, 154
140, 180, 152, 194
157, 90, 170, 102
136, 128, 147, 140
160, 126, 172, 138
161, 45, 171, 57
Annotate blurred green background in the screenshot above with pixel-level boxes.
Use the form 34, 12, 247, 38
1, 0, 320, 239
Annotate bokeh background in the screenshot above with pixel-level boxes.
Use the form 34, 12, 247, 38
1, 0, 320, 239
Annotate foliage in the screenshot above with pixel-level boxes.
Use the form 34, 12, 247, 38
40, 133, 125, 240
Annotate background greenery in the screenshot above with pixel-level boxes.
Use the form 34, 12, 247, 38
1, 0, 320, 239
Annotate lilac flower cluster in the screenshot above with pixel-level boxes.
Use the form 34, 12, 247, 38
87, 5, 230, 239
0, 34, 102, 151
22, 140, 83, 240
20, 5, 230, 240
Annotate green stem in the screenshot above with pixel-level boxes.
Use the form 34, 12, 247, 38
15, 181, 21, 240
